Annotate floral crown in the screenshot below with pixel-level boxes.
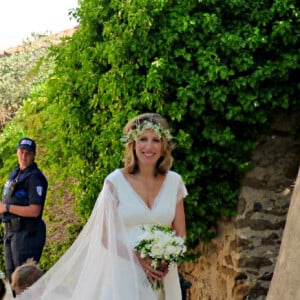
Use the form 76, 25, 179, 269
121, 120, 173, 143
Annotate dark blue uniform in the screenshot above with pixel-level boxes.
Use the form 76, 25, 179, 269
2, 162, 48, 282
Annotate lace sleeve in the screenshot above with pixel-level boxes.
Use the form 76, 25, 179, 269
176, 176, 188, 202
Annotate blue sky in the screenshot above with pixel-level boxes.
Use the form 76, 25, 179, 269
0, 0, 79, 50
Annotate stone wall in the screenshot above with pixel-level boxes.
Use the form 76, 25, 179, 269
181, 112, 300, 300
267, 166, 300, 299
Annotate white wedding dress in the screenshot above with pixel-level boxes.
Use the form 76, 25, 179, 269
17, 169, 187, 300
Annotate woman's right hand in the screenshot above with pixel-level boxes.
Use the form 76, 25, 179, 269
135, 252, 168, 283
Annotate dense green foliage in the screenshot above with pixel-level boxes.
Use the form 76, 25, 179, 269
0, 0, 299, 272
45, 0, 299, 245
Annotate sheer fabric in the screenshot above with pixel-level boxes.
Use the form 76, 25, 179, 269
17, 169, 187, 300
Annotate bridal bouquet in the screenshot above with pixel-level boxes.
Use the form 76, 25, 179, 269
134, 225, 187, 289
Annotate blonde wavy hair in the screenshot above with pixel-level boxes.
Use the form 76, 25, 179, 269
123, 113, 175, 175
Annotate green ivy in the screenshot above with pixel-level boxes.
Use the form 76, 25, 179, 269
42, 0, 300, 246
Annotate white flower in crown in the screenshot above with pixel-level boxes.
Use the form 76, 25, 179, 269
121, 120, 173, 143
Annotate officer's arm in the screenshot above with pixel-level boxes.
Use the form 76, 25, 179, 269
0, 203, 41, 217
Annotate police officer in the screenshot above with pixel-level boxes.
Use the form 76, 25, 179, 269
0, 137, 48, 297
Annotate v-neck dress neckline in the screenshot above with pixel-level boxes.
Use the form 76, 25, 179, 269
118, 169, 169, 210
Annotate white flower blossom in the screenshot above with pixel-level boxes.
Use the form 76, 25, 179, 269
135, 225, 186, 269
121, 120, 173, 143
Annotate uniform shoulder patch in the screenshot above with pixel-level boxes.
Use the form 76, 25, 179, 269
36, 186, 43, 196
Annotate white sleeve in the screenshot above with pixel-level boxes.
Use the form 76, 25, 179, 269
176, 176, 188, 202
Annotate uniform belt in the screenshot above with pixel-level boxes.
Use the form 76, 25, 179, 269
2, 218, 22, 231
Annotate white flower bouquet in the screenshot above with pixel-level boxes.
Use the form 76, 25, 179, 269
134, 225, 187, 289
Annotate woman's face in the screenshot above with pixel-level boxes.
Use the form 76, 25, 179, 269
135, 129, 162, 166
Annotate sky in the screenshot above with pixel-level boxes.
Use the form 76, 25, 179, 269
0, 0, 79, 50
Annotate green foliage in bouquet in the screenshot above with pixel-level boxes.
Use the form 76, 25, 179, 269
135, 225, 186, 290
135, 225, 187, 268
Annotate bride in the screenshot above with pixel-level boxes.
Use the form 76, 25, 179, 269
17, 113, 187, 300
